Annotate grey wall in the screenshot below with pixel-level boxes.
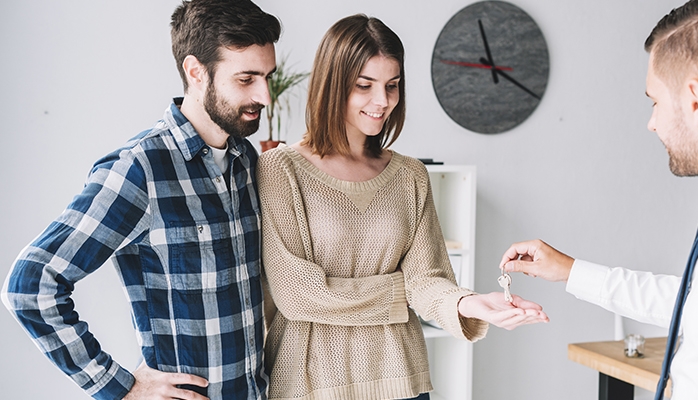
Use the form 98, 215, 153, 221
0, 1, 694, 399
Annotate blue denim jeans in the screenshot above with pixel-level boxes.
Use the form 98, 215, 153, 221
401, 393, 430, 400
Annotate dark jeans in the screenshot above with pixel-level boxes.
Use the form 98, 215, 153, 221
401, 393, 430, 400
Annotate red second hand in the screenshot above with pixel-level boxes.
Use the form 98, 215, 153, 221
440, 59, 513, 71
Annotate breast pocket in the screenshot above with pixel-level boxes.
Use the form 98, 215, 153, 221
168, 220, 235, 292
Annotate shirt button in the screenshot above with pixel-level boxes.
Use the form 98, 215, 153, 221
202, 148, 209, 155
215, 177, 221, 183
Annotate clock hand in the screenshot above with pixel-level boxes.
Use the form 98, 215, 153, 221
440, 59, 513, 71
479, 57, 541, 100
478, 19, 498, 84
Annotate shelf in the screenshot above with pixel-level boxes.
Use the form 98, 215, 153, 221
446, 248, 469, 256
424, 164, 476, 400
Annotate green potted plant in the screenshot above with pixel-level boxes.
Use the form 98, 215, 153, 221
261, 55, 309, 152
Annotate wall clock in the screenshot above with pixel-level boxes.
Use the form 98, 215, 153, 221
431, 1, 549, 134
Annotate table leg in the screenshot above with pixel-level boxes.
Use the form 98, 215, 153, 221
598, 373, 634, 400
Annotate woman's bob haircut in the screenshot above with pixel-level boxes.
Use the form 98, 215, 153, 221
302, 14, 406, 158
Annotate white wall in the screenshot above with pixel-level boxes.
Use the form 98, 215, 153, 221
0, 1, 694, 399
0, 2, 181, 398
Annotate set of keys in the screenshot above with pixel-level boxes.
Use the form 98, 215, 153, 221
497, 270, 513, 302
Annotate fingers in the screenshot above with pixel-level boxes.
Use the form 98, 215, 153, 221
510, 294, 543, 311
504, 259, 539, 277
499, 239, 545, 269
487, 308, 548, 330
459, 292, 549, 328
170, 386, 210, 400
502, 315, 549, 330
127, 363, 209, 400
499, 239, 574, 282
503, 292, 550, 328
469, 292, 549, 330
503, 308, 549, 329
167, 372, 209, 389
162, 373, 209, 400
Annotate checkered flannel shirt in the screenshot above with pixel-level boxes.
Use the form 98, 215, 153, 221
2, 100, 268, 400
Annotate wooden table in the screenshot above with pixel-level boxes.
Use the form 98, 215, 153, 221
568, 337, 670, 400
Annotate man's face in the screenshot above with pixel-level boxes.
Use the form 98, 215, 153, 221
646, 53, 698, 176
204, 43, 276, 138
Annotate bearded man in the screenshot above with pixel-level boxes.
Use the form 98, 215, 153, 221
2, 1, 280, 399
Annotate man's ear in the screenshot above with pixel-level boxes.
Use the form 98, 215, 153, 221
182, 55, 207, 94
687, 77, 698, 114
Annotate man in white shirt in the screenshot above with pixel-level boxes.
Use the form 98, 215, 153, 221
499, 1, 698, 398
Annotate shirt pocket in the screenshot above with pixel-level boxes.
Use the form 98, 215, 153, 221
168, 220, 235, 292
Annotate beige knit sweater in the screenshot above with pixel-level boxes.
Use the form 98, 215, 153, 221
257, 144, 488, 400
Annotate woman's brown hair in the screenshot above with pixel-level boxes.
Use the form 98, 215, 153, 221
302, 14, 406, 158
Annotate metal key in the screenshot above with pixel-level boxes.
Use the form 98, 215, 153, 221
497, 271, 513, 302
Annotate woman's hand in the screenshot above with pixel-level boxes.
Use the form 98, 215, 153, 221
457, 292, 549, 330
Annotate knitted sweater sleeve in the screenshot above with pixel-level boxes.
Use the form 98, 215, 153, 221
401, 160, 489, 342
258, 149, 409, 326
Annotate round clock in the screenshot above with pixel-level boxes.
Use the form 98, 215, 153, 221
431, 1, 549, 134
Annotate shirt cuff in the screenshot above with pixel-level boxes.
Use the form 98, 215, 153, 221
90, 362, 135, 400
566, 259, 609, 302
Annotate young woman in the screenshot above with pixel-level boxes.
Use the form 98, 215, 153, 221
257, 14, 548, 400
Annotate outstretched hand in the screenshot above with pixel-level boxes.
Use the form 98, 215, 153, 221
458, 292, 549, 330
124, 361, 209, 400
499, 239, 574, 282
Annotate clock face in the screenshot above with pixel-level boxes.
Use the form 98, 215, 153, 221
431, 1, 549, 134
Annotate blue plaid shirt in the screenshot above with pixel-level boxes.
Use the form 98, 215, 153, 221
2, 100, 268, 400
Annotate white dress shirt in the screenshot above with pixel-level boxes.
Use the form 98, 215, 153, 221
567, 259, 698, 399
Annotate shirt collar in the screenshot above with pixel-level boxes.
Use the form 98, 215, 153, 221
165, 97, 250, 162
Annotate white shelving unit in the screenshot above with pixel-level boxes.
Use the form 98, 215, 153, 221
423, 164, 477, 400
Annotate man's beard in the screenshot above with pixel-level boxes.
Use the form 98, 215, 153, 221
666, 103, 698, 176
204, 81, 263, 139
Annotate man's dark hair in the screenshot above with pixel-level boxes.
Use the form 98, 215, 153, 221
170, 0, 281, 91
645, 0, 698, 89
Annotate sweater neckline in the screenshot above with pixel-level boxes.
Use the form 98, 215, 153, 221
278, 144, 404, 194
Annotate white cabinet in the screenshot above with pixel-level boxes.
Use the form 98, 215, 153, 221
423, 165, 477, 400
